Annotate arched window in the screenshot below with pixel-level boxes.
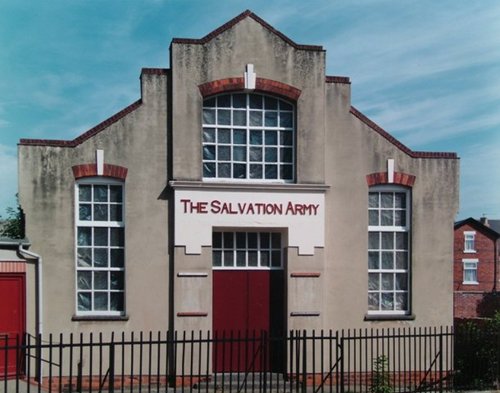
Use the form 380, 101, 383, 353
368, 186, 411, 315
202, 93, 295, 181
75, 179, 125, 316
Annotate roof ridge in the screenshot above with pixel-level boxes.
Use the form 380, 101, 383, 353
171, 10, 324, 51
350, 106, 457, 159
454, 217, 500, 238
19, 99, 142, 148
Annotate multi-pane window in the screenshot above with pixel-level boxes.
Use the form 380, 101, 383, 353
76, 181, 125, 315
464, 232, 476, 253
212, 231, 282, 269
463, 259, 478, 284
368, 188, 410, 314
202, 93, 294, 181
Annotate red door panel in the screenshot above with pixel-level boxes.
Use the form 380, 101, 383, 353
0, 274, 25, 378
213, 270, 284, 372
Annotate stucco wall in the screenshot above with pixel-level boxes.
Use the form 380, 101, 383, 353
18, 71, 170, 335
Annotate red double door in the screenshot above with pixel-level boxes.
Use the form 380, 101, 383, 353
213, 270, 284, 372
0, 274, 25, 378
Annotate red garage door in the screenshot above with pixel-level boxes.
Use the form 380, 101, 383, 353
0, 273, 25, 378
212, 231, 284, 373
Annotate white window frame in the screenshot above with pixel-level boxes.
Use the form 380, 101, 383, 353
75, 178, 125, 316
463, 231, 476, 253
212, 230, 284, 270
202, 92, 295, 183
368, 186, 411, 316
462, 258, 478, 284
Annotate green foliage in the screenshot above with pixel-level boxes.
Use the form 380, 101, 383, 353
0, 195, 25, 239
371, 355, 393, 393
454, 312, 500, 389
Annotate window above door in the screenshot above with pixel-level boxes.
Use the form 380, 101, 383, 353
202, 93, 295, 182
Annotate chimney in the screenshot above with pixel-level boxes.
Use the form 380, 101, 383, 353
480, 216, 489, 226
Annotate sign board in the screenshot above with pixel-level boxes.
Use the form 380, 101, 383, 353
174, 189, 325, 255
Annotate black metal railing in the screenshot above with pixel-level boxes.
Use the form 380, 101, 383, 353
1, 325, 498, 393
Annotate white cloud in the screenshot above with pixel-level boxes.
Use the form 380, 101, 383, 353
459, 142, 500, 219
328, 3, 500, 88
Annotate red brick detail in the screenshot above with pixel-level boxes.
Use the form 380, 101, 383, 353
72, 164, 97, 179
290, 272, 321, 278
350, 106, 458, 159
103, 164, 128, 180
177, 312, 208, 317
325, 76, 351, 84
0, 262, 26, 273
172, 10, 324, 52
141, 68, 168, 75
199, 77, 301, 101
366, 172, 415, 187
198, 78, 245, 97
255, 78, 301, 101
72, 164, 128, 180
19, 100, 142, 147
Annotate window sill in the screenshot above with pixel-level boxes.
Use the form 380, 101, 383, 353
72, 315, 129, 322
364, 313, 415, 321
463, 250, 476, 254
169, 180, 329, 193
462, 282, 479, 285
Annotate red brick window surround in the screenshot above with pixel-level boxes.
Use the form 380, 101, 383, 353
366, 172, 416, 187
72, 164, 128, 180
198, 77, 301, 101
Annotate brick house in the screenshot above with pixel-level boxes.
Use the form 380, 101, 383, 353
454, 217, 500, 319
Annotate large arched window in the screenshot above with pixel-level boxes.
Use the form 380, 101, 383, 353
202, 93, 295, 181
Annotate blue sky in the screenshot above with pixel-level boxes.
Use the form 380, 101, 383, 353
1, 0, 499, 220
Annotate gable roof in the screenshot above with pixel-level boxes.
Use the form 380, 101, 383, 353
489, 220, 500, 234
454, 217, 500, 239
171, 10, 324, 52
350, 107, 457, 159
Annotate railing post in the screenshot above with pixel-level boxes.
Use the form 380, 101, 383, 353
77, 361, 82, 393
36, 333, 42, 383
339, 332, 344, 393
439, 329, 443, 392
302, 330, 307, 393
109, 342, 115, 393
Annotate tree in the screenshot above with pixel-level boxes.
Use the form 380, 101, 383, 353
0, 195, 25, 239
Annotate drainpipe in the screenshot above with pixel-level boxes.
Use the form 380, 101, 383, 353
18, 244, 43, 381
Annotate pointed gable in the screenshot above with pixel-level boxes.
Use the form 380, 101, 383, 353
172, 10, 323, 51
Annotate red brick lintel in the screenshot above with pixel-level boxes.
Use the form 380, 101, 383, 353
199, 77, 301, 101
366, 172, 416, 187
350, 106, 458, 159
72, 164, 128, 181
291, 272, 321, 278
177, 312, 208, 317
19, 100, 142, 148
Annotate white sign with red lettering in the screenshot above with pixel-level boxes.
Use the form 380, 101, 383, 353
174, 189, 325, 255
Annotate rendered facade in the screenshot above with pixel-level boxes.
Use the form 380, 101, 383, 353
14, 11, 459, 346
453, 218, 500, 319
